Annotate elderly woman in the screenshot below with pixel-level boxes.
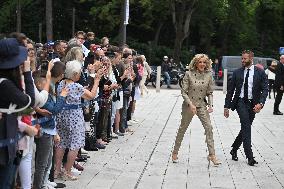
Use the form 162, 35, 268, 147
172, 54, 221, 166
54, 60, 101, 180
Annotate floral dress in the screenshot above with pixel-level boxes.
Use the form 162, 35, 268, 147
56, 81, 85, 150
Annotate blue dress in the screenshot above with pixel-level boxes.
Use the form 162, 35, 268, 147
56, 81, 85, 150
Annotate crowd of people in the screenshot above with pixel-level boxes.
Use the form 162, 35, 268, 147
1, 29, 284, 189
0, 31, 152, 189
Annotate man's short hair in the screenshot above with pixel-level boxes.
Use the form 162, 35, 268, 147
242, 50, 254, 57
75, 31, 86, 38
87, 32, 95, 37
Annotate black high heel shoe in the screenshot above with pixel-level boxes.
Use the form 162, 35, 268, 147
230, 150, 238, 161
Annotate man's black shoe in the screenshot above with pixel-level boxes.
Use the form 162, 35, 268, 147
248, 158, 258, 166
85, 146, 98, 151
167, 86, 172, 89
230, 150, 238, 161
273, 111, 283, 115
55, 183, 66, 188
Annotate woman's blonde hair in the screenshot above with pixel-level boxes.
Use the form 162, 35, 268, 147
64, 47, 83, 63
188, 54, 212, 72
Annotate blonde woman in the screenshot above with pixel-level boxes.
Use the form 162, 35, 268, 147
172, 54, 221, 166
139, 55, 151, 96
63, 47, 84, 64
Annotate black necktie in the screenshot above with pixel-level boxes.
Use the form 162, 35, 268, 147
244, 68, 250, 101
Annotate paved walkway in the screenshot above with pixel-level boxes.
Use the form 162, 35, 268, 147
65, 89, 284, 189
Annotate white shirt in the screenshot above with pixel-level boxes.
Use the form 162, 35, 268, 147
265, 69, 275, 80
240, 65, 254, 99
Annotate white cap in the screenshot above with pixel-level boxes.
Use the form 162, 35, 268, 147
163, 56, 168, 59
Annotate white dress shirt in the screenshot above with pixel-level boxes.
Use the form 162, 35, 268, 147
240, 65, 254, 99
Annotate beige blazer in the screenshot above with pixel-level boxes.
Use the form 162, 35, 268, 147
181, 70, 213, 107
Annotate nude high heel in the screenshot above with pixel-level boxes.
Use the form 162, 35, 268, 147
172, 153, 178, 163
207, 155, 221, 167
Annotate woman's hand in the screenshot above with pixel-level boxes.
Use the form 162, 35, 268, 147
34, 107, 52, 117
111, 83, 118, 89
23, 57, 31, 72
46, 60, 54, 80
60, 87, 68, 97
54, 134, 60, 144
188, 103, 197, 115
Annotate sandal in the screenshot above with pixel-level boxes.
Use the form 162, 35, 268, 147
54, 170, 63, 180
125, 128, 134, 133
62, 172, 78, 181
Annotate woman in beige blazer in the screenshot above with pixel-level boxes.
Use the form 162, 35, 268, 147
172, 54, 221, 166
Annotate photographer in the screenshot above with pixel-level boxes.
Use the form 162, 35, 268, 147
0, 38, 35, 189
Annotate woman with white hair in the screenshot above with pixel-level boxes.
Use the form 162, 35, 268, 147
54, 60, 102, 180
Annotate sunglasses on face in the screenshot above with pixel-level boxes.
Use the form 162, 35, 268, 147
28, 48, 35, 52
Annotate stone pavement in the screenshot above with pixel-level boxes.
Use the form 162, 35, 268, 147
65, 89, 284, 189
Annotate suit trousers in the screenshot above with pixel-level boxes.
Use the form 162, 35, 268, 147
173, 102, 215, 155
274, 88, 283, 112
231, 99, 255, 159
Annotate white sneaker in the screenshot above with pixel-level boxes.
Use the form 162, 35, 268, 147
127, 121, 133, 126
47, 180, 57, 187
112, 132, 119, 138
81, 148, 88, 154
43, 185, 55, 189
71, 167, 82, 175
132, 119, 139, 123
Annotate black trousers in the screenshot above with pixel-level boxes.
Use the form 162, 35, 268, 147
268, 79, 275, 98
231, 99, 255, 159
274, 88, 283, 112
97, 103, 111, 140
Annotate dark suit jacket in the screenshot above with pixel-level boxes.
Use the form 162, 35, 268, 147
274, 63, 284, 89
224, 66, 269, 111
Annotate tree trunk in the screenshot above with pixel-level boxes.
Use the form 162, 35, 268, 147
46, 0, 53, 41
173, 31, 184, 64
153, 22, 163, 47
16, 0, 21, 32
171, 0, 197, 63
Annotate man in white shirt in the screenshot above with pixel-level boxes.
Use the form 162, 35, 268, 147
224, 50, 269, 166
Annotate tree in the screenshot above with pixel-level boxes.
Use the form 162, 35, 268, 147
46, 0, 53, 41
171, 0, 198, 63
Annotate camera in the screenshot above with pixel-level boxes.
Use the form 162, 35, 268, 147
40, 60, 49, 71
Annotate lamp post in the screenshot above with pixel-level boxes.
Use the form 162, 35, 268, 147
121, 0, 129, 46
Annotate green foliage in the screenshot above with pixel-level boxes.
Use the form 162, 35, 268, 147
1, 0, 284, 60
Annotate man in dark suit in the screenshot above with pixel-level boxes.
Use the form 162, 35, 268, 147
224, 50, 269, 166
273, 55, 284, 115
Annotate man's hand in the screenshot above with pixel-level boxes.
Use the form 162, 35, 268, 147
253, 103, 263, 113
280, 86, 284, 91
208, 106, 213, 113
224, 108, 229, 118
